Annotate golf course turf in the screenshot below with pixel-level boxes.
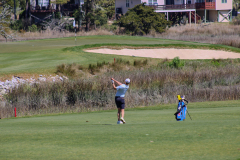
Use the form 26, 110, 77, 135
0, 100, 239, 160
1, 35, 240, 159
1, 35, 240, 76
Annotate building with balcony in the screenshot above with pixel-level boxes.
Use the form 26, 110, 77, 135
29, 0, 83, 24
115, 0, 233, 23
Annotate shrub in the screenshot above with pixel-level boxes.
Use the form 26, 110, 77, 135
78, 65, 84, 70
65, 24, 74, 31
211, 59, 221, 67
168, 57, 184, 69
66, 87, 77, 106
88, 64, 98, 74
56, 64, 66, 73
94, 8, 108, 27
55, 12, 61, 19
10, 19, 31, 31
10, 20, 24, 31
97, 61, 107, 68
113, 58, 129, 65
56, 64, 76, 77
110, 24, 117, 31
133, 59, 148, 66
50, 83, 64, 106
232, 15, 240, 25
28, 24, 38, 32
101, 24, 118, 31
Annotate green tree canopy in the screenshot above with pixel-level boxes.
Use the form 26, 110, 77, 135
4, 0, 25, 10
93, 6, 107, 26
0, 1, 15, 41
116, 3, 171, 35
96, 0, 115, 19
233, 0, 240, 10
83, 0, 108, 31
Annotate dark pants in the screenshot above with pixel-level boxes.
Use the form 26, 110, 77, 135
115, 96, 125, 109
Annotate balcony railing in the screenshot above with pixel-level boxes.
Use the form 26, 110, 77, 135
30, 4, 79, 13
148, 2, 215, 10
62, 4, 79, 11
148, 4, 196, 10
30, 5, 56, 13
195, 2, 215, 9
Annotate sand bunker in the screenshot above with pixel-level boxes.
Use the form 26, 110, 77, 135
85, 48, 240, 59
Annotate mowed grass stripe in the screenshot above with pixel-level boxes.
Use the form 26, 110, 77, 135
0, 101, 239, 160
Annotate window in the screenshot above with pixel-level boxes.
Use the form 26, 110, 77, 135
148, 0, 157, 5
126, 0, 129, 7
221, 0, 227, 3
80, 0, 84, 5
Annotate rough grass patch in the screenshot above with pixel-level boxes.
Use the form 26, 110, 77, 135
56, 64, 76, 77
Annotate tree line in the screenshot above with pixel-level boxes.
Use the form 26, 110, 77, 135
1, 0, 240, 40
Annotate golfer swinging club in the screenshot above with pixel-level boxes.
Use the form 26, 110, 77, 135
111, 77, 130, 124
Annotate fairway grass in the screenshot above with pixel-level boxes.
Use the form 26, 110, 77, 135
0, 35, 192, 75
1, 35, 240, 77
0, 101, 239, 160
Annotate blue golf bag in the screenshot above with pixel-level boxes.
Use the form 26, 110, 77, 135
174, 95, 188, 121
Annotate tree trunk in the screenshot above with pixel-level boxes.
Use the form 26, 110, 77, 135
59, 4, 62, 18
25, 0, 28, 19
14, 0, 16, 19
92, 0, 96, 30
86, 18, 90, 31
85, 0, 89, 31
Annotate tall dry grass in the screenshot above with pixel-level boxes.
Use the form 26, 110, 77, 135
0, 29, 114, 42
17, 23, 240, 48
2, 22, 240, 48
1, 59, 240, 118
155, 23, 240, 48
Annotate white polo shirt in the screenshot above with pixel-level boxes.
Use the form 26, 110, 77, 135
115, 84, 129, 97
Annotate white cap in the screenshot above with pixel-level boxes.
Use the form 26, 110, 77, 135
125, 78, 130, 83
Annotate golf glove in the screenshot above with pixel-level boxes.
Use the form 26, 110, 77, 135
111, 80, 114, 84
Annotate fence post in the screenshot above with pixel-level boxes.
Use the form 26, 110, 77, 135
14, 107, 17, 117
